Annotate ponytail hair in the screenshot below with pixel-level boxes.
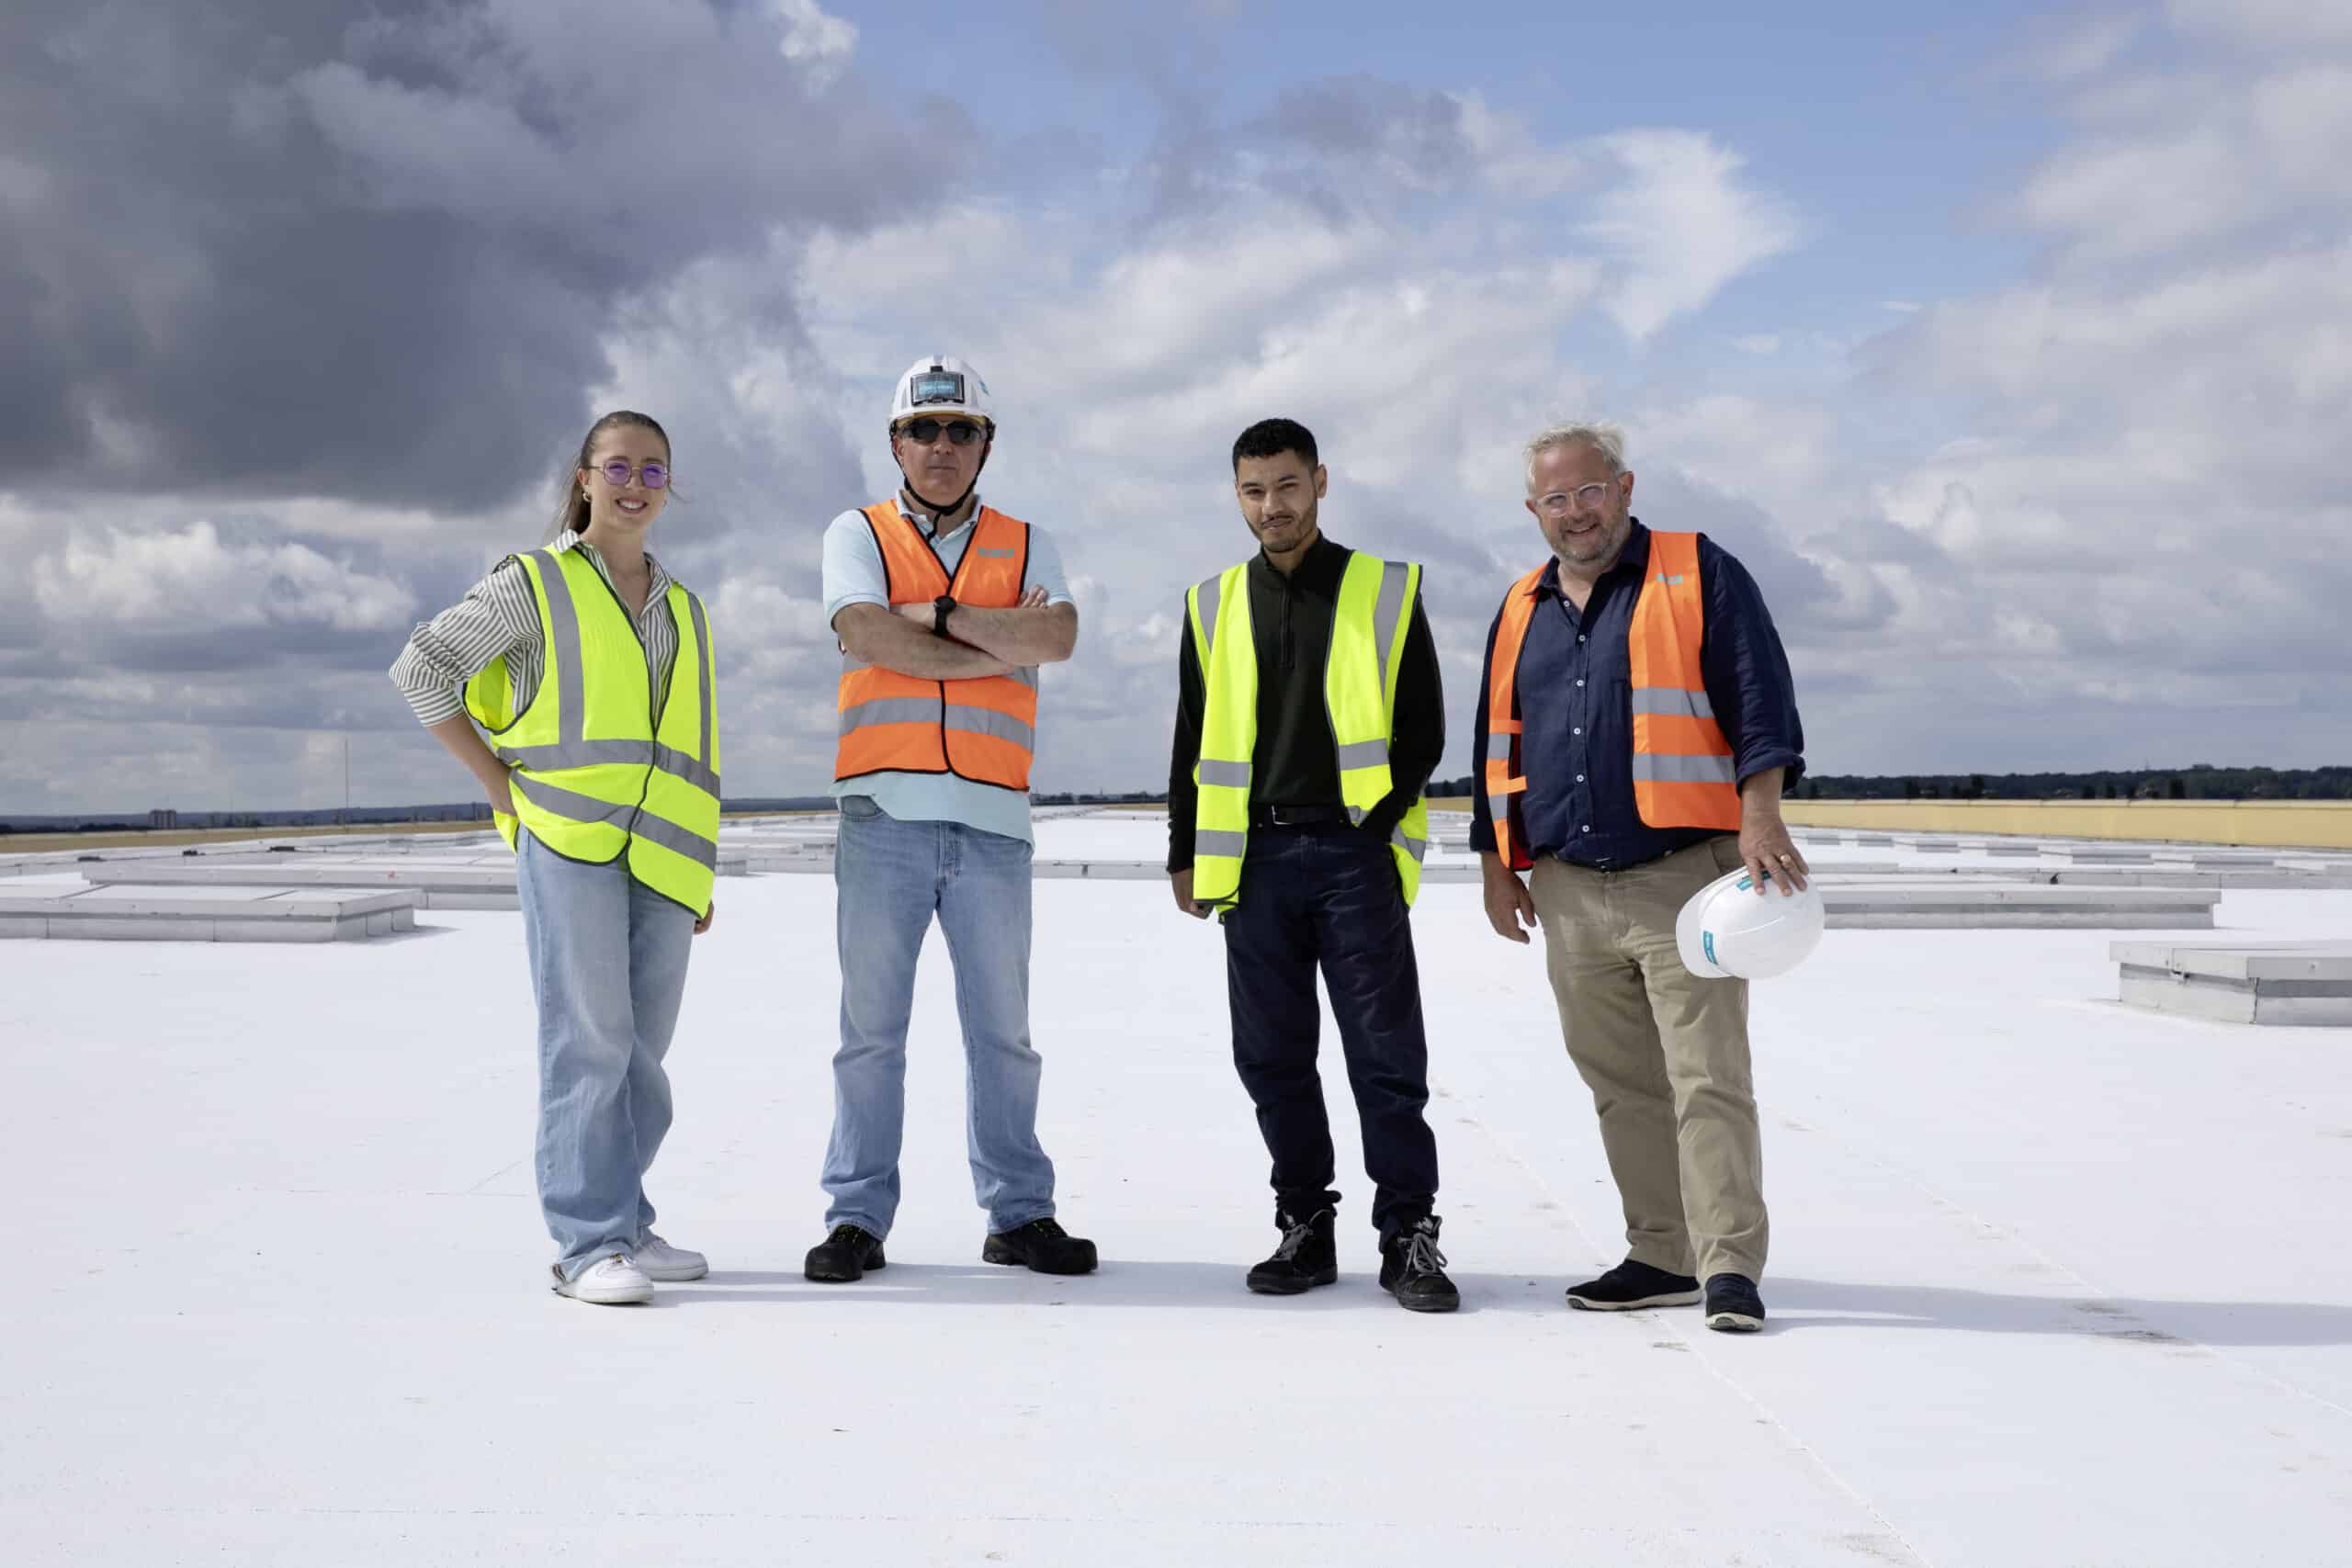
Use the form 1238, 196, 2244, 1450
545, 410, 671, 543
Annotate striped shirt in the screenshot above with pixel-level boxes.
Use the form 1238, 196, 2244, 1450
389, 533, 682, 728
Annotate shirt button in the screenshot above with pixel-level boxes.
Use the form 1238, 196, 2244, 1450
1577, 635, 1586, 643
1577, 774, 1586, 783
1575, 679, 1584, 687
1581, 825, 1590, 833
1572, 728, 1581, 736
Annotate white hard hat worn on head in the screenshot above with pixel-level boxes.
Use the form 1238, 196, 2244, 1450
1675, 864, 1825, 980
890, 355, 995, 429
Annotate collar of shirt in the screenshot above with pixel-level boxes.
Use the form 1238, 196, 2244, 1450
554, 530, 674, 607
1535, 518, 1649, 602
1249, 531, 1349, 593
896, 491, 983, 544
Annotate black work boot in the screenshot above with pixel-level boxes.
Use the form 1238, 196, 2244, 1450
1246, 1207, 1339, 1295
804, 1224, 886, 1282
1703, 1272, 1766, 1333
1566, 1257, 1703, 1312
1378, 1215, 1461, 1313
982, 1217, 1099, 1275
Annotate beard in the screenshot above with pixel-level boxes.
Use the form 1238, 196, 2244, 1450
1254, 494, 1319, 549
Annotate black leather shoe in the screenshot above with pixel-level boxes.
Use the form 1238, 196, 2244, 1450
804, 1224, 887, 1282
1246, 1207, 1338, 1295
1703, 1272, 1767, 1332
1377, 1216, 1461, 1313
1566, 1258, 1703, 1311
982, 1217, 1098, 1275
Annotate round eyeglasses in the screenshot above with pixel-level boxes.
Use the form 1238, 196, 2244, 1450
1533, 482, 1612, 516
594, 459, 669, 490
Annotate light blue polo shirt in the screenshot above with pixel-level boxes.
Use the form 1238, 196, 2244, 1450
821, 494, 1073, 845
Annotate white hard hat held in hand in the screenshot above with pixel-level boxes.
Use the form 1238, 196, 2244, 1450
890, 355, 995, 430
1676, 864, 1825, 980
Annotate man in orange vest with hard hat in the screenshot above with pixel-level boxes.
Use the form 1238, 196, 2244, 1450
805, 355, 1097, 1282
1473, 421, 1807, 1333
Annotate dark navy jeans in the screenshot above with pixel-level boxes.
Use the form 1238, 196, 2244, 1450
1222, 824, 1440, 1242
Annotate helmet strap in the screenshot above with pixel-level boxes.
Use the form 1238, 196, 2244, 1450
896, 434, 993, 521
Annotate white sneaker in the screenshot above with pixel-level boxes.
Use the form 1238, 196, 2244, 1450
553, 1253, 654, 1305
634, 1232, 708, 1281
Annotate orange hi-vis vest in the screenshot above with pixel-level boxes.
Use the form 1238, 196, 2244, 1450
1483, 530, 1741, 869
834, 499, 1039, 793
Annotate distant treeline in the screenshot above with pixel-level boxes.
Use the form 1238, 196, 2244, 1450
0, 796, 839, 834
1419, 765, 2352, 803
11, 770, 2348, 834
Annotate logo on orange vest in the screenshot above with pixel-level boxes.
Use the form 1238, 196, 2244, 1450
1654, 573, 1686, 587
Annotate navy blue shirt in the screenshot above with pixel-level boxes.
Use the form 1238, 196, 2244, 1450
1470, 521, 1804, 869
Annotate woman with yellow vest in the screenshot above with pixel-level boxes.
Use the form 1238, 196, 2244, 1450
390, 411, 720, 1306
1472, 421, 1805, 1334
1166, 418, 1459, 1313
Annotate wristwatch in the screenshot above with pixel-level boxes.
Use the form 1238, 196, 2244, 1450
931, 593, 956, 637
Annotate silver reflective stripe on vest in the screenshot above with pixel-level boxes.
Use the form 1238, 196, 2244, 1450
1631, 686, 1717, 720
628, 806, 718, 870
496, 738, 653, 771
839, 695, 943, 735
654, 744, 719, 798
688, 592, 713, 769
1336, 738, 1389, 771
511, 771, 636, 828
944, 705, 1035, 749
1193, 829, 1248, 859
1197, 759, 1251, 789
1192, 573, 1223, 664
1485, 733, 1513, 760
498, 737, 714, 797
1371, 558, 1410, 694
535, 549, 587, 746
1393, 829, 1427, 863
1632, 752, 1738, 784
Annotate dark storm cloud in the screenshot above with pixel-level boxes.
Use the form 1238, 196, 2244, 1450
0, 0, 965, 509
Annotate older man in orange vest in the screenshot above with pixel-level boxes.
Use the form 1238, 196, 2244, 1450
806, 355, 1097, 1282
1474, 421, 1807, 1333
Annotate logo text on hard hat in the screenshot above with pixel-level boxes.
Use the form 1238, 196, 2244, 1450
1703, 931, 1717, 965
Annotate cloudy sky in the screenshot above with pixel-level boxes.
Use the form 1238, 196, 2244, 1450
4, 0, 2346, 813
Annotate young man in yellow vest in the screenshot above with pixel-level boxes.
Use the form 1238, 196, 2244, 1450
1474, 421, 1808, 1333
1167, 417, 1459, 1313
807, 355, 1097, 1281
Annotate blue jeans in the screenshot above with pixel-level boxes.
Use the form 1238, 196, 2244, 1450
824, 796, 1057, 1237
515, 831, 695, 1280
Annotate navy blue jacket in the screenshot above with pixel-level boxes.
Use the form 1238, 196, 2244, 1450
1469, 521, 1804, 868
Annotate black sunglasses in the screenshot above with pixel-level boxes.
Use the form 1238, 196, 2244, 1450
899, 418, 987, 446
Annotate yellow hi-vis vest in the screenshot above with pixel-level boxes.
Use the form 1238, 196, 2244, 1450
1184, 552, 1429, 909
462, 547, 721, 918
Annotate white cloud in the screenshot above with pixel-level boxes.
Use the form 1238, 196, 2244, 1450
776, 0, 857, 90
31, 522, 417, 633
1580, 131, 1800, 341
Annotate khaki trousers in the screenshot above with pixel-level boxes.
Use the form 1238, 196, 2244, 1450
1530, 837, 1769, 1282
